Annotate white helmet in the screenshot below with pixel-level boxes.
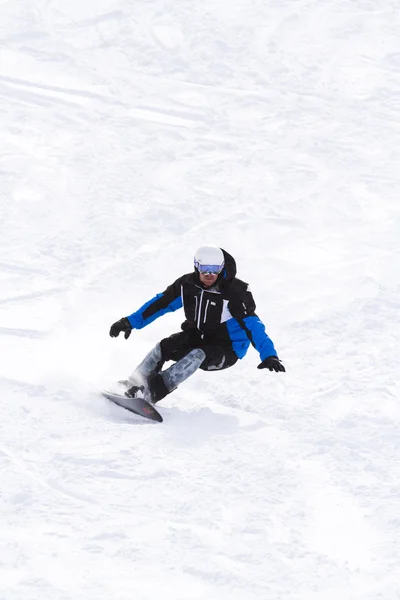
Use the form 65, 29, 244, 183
194, 246, 225, 275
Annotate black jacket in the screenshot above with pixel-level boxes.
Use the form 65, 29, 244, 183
126, 249, 277, 361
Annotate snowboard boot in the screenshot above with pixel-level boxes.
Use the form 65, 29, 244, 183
125, 384, 145, 399
147, 374, 171, 404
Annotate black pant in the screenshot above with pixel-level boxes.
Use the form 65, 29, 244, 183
160, 330, 238, 372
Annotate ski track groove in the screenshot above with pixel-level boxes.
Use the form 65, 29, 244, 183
0, 447, 98, 507
0, 74, 124, 106
0, 327, 47, 339
0, 444, 222, 526
1, 444, 168, 518
0, 261, 50, 275
0, 84, 98, 112
66, 10, 125, 28
0, 287, 66, 306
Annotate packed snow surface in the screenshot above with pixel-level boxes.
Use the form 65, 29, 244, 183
1, 1, 399, 598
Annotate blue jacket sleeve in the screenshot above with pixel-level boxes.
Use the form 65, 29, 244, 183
229, 286, 278, 360
126, 278, 183, 330
242, 315, 277, 361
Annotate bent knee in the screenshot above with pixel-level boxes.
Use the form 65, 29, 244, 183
188, 348, 206, 363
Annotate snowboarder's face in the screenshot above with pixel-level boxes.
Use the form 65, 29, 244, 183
199, 272, 218, 287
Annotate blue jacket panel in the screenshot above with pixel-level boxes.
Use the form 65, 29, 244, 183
242, 315, 277, 361
127, 293, 183, 329
225, 318, 251, 358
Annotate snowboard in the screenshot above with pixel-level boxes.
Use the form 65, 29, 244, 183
102, 389, 163, 423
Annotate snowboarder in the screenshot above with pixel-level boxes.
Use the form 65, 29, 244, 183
109, 246, 285, 403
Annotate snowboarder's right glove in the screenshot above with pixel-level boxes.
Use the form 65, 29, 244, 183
109, 317, 132, 339
257, 356, 286, 372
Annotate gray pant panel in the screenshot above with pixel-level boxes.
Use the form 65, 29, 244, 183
128, 342, 164, 385
129, 344, 206, 397
161, 348, 206, 392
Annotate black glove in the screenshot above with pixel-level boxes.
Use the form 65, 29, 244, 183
109, 317, 132, 339
257, 356, 285, 372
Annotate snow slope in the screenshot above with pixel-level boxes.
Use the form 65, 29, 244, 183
1, 1, 400, 598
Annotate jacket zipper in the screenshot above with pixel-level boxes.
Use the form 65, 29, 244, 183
204, 299, 210, 323
196, 290, 204, 330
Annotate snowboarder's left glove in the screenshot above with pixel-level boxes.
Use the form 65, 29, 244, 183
109, 317, 132, 339
258, 356, 285, 372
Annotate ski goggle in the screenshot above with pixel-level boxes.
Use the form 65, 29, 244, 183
195, 261, 224, 275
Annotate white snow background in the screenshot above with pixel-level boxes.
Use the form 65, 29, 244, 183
1, 0, 400, 599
